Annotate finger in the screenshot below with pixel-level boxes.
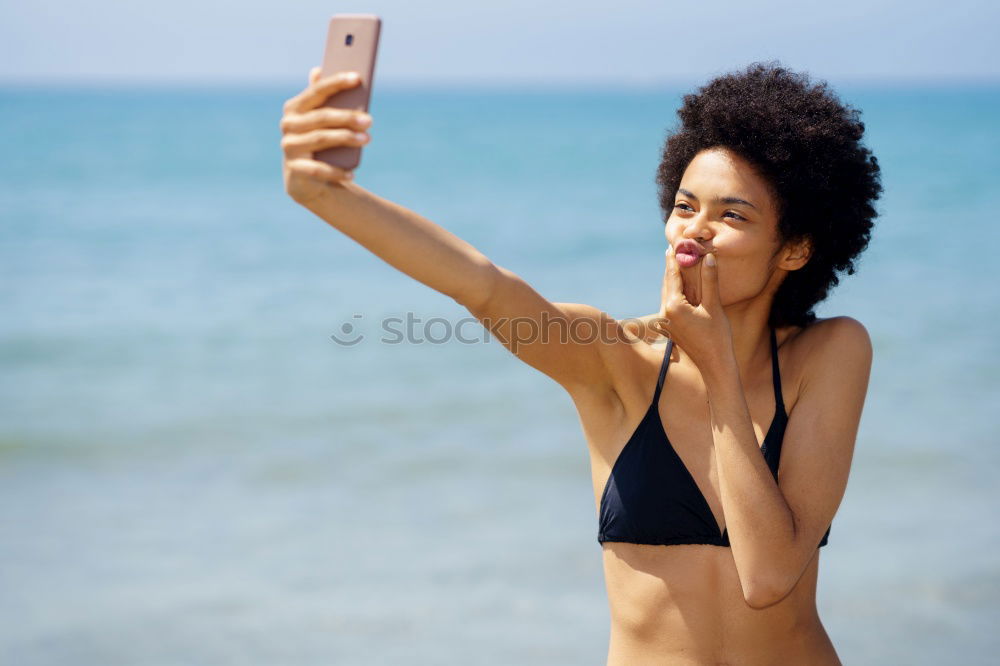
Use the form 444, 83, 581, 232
651, 249, 680, 337
700, 251, 721, 313
281, 107, 372, 135
674, 248, 702, 306
286, 158, 354, 184
661, 246, 685, 310
281, 128, 370, 158
309, 66, 321, 84
284, 71, 361, 115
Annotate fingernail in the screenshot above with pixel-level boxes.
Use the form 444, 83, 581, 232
706, 253, 716, 266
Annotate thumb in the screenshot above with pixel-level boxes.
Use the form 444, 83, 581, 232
700, 251, 722, 313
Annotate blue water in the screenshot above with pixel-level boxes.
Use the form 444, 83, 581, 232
1, 81, 998, 664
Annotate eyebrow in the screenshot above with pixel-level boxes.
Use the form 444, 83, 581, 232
677, 188, 758, 210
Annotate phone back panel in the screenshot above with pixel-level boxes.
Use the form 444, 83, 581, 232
315, 14, 381, 171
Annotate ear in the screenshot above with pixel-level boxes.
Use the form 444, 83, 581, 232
778, 237, 813, 271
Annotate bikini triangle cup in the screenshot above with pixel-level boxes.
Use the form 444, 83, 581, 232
597, 328, 831, 548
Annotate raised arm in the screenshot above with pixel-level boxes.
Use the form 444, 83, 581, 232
280, 67, 629, 397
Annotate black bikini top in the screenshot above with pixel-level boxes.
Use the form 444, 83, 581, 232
598, 327, 831, 548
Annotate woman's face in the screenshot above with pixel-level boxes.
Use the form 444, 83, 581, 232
664, 147, 803, 307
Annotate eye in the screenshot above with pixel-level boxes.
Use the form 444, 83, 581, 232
674, 203, 746, 221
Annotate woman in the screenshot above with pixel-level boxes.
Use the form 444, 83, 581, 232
279, 61, 881, 664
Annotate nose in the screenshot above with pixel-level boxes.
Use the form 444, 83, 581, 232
681, 210, 714, 242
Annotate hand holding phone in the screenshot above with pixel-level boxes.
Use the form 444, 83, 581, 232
280, 68, 370, 204
315, 14, 381, 171
279, 14, 381, 204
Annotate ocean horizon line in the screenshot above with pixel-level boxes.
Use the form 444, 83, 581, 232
2, 74, 999, 94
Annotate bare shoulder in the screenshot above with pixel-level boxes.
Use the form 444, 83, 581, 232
548, 301, 621, 333
786, 316, 872, 359
550, 304, 665, 446
781, 316, 873, 408
549, 302, 653, 397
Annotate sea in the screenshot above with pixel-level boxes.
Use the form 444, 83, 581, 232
1, 80, 998, 664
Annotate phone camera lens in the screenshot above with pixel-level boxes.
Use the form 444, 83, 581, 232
345, 34, 354, 46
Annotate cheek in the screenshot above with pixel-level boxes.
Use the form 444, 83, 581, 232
714, 234, 768, 263
664, 219, 684, 244
714, 236, 774, 280
717, 249, 774, 297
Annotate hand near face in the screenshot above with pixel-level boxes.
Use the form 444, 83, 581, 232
652, 246, 734, 372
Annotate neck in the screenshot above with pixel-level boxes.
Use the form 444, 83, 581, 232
720, 302, 776, 381
713, 262, 788, 379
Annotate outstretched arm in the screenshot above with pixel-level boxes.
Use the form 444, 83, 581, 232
300, 180, 630, 395
300, 180, 496, 309
281, 67, 632, 398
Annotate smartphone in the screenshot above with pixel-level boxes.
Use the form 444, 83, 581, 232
313, 14, 381, 172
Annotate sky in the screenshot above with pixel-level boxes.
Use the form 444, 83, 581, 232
1, 0, 998, 87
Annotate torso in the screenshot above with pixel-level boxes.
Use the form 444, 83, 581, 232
568, 321, 842, 665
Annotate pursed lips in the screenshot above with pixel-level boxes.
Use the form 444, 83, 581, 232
673, 240, 708, 268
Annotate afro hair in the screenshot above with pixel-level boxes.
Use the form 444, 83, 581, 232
655, 60, 884, 328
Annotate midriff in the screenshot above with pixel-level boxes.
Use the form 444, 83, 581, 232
601, 542, 841, 665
